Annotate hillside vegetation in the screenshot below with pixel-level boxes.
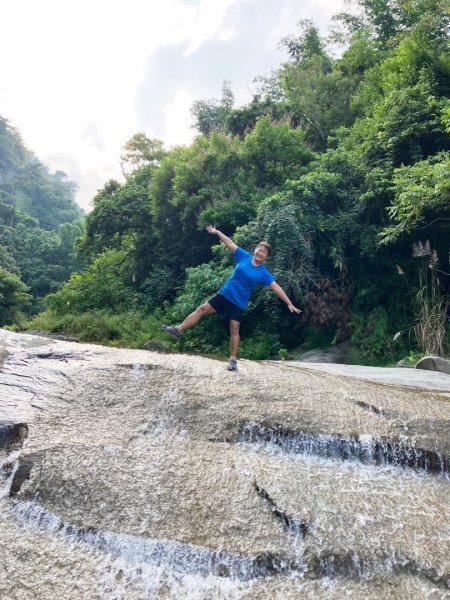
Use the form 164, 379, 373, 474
0, 117, 84, 324
9, 0, 450, 364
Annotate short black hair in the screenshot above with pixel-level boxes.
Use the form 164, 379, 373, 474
256, 241, 272, 255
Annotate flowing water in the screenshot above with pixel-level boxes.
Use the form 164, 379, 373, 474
1, 330, 449, 599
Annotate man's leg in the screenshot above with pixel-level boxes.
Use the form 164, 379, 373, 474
177, 302, 216, 333
229, 319, 240, 361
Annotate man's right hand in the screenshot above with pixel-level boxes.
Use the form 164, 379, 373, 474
206, 225, 237, 253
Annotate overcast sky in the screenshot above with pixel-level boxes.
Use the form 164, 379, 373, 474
0, 0, 346, 211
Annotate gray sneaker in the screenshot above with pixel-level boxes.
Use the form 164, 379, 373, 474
227, 358, 237, 371
162, 325, 182, 339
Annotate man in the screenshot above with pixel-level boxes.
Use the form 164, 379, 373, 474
163, 225, 301, 371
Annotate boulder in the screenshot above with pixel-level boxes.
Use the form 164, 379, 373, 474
415, 355, 450, 375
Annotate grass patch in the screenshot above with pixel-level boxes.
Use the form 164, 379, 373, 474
28, 308, 169, 348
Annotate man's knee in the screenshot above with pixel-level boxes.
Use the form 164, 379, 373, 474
230, 320, 240, 335
198, 302, 213, 315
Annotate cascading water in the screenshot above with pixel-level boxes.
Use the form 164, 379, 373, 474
0, 423, 28, 499
1, 329, 449, 599
238, 424, 450, 587
240, 420, 450, 474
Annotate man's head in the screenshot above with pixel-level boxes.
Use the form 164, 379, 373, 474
253, 241, 272, 263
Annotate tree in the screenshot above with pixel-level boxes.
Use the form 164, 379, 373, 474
120, 134, 165, 176
190, 80, 235, 136
380, 151, 450, 243
279, 21, 366, 150
76, 168, 157, 287
355, 0, 449, 47
149, 135, 246, 282
45, 250, 138, 316
0, 267, 30, 325
280, 19, 330, 64
241, 116, 314, 188
226, 96, 289, 139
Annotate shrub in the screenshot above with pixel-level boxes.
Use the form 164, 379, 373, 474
351, 306, 406, 365
44, 250, 138, 316
0, 268, 31, 326
29, 308, 168, 348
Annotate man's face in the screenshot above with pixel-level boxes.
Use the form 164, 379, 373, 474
254, 245, 269, 262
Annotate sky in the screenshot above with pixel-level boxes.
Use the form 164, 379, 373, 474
0, 0, 346, 211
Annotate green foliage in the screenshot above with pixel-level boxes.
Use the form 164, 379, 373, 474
241, 117, 314, 187
77, 171, 153, 260
0, 244, 19, 274
30, 308, 167, 348
280, 19, 331, 64
0, 207, 84, 308
0, 116, 82, 230
139, 266, 179, 312
0, 116, 84, 311
226, 97, 289, 138
169, 255, 230, 313
170, 261, 233, 353
197, 197, 257, 233
76, 167, 157, 292
354, 0, 449, 48
351, 306, 399, 364
146, 121, 314, 301
399, 350, 424, 366
279, 21, 373, 151
337, 29, 380, 77
239, 330, 281, 360
278, 348, 288, 360
0, 267, 31, 325
13, 2, 450, 366
44, 250, 138, 316
149, 136, 244, 281
372, 84, 448, 167
411, 241, 447, 356
297, 326, 336, 351
190, 80, 235, 136
120, 133, 165, 175
381, 151, 450, 242
238, 192, 314, 300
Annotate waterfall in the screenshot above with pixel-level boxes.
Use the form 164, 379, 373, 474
240, 421, 450, 475
0, 423, 28, 499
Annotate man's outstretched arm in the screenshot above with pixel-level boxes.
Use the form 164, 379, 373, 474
269, 281, 302, 314
206, 225, 237, 253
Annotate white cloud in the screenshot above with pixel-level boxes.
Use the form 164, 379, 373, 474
182, 0, 238, 56
0, 0, 346, 211
163, 89, 197, 148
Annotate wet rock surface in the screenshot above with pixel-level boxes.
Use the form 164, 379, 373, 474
1, 328, 450, 599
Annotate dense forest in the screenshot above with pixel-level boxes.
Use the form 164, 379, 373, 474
2, 0, 449, 365
0, 117, 84, 323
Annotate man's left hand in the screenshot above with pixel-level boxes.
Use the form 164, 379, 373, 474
288, 303, 302, 314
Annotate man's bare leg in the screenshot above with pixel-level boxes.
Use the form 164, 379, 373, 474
177, 302, 216, 333
228, 320, 240, 370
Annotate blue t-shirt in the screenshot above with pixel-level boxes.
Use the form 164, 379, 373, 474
219, 247, 274, 309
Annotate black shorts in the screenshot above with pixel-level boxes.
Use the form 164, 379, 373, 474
208, 294, 243, 322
